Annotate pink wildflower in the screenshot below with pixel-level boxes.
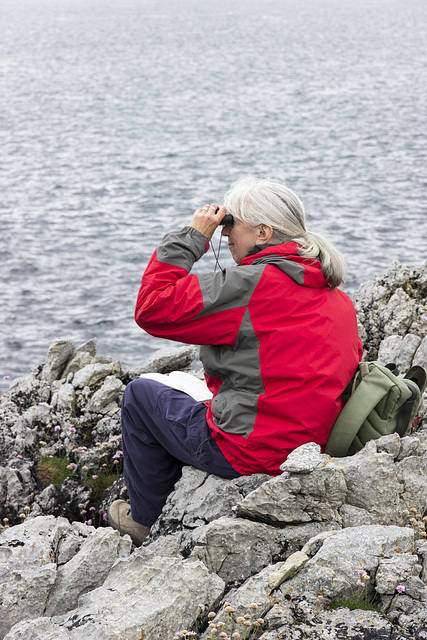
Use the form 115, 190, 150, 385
396, 585, 405, 593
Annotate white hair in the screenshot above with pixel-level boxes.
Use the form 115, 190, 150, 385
223, 176, 346, 289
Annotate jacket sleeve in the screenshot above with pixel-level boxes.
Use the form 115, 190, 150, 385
134, 227, 252, 347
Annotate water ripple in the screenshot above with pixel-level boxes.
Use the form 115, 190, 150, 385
1, 0, 426, 383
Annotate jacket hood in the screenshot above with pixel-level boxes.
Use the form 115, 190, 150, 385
239, 242, 328, 289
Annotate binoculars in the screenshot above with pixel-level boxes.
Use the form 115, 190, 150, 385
219, 214, 234, 225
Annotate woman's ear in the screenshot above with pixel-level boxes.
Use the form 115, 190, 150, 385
257, 224, 274, 243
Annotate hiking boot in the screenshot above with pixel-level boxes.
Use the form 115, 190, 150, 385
107, 500, 150, 546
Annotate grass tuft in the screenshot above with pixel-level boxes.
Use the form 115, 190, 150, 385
36, 456, 71, 487
329, 597, 382, 612
86, 473, 118, 501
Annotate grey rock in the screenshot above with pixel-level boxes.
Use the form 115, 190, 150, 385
378, 333, 422, 372
4, 619, 72, 640
31, 479, 92, 521
396, 451, 427, 518
201, 563, 279, 639
138, 344, 198, 374
20, 402, 52, 429
90, 414, 122, 442
301, 530, 340, 557
397, 435, 422, 461
0, 408, 40, 460
45, 526, 132, 616
376, 553, 423, 595
335, 445, 404, 524
412, 309, 427, 343
374, 431, 403, 457
417, 539, 427, 583
86, 376, 125, 413
280, 441, 327, 473
5, 550, 225, 640
149, 466, 269, 538
397, 603, 427, 637
62, 351, 93, 379
236, 461, 346, 525
272, 521, 341, 548
380, 288, 417, 338
32, 484, 59, 514
414, 336, 427, 370
268, 551, 309, 590
72, 362, 121, 389
145, 530, 188, 558
278, 525, 415, 604
261, 599, 295, 636
260, 606, 393, 640
0, 516, 76, 637
40, 340, 75, 384
412, 261, 427, 296
56, 383, 76, 415
188, 516, 289, 587
92, 354, 113, 365
353, 260, 427, 361
0, 465, 36, 521
339, 504, 379, 528
60, 339, 97, 380
3, 375, 51, 411
0, 516, 131, 637
75, 338, 97, 356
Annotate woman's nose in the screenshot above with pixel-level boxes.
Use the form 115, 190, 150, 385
222, 226, 231, 237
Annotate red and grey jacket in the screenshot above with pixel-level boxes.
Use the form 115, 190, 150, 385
135, 226, 362, 476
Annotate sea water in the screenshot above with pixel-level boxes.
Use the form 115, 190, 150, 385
1, 0, 426, 383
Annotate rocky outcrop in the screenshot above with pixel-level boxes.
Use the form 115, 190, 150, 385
1, 261, 427, 640
354, 259, 427, 363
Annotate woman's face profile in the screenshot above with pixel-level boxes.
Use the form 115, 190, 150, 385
222, 217, 259, 264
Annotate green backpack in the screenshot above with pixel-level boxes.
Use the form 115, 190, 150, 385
325, 362, 427, 458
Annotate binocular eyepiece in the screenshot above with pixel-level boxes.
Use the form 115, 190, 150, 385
220, 213, 234, 225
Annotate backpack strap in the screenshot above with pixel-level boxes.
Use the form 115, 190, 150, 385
396, 366, 427, 436
395, 381, 418, 436
325, 364, 395, 458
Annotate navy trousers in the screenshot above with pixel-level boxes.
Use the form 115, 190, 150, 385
121, 378, 240, 527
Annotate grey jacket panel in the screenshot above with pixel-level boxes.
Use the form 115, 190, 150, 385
250, 255, 306, 284
200, 308, 265, 438
196, 265, 266, 317
156, 227, 207, 272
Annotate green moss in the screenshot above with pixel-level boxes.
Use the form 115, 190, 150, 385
86, 473, 118, 501
36, 456, 71, 487
329, 597, 382, 612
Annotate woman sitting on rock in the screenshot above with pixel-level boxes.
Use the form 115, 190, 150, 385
108, 176, 362, 545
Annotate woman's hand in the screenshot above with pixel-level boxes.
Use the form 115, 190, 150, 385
189, 204, 227, 241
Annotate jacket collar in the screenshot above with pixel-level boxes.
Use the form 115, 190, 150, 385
240, 242, 328, 289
